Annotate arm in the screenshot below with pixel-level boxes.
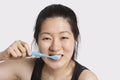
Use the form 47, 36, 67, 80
0, 52, 3, 61
0, 60, 18, 80
0, 40, 31, 60
0, 40, 32, 79
0, 51, 5, 60
0, 50, 7, 63
78, 70, 98, 80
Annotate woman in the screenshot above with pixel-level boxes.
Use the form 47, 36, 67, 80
0, 4, 98, 80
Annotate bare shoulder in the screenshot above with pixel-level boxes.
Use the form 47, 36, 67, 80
78, 70, 98, 80
0, 58, 35, 80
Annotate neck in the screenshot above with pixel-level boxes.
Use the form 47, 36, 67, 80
43, 60, 75, 79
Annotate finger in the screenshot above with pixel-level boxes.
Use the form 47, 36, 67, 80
21, 41, 31, 56
22, 52, 26, 57
16, 40, 27, 57
9, 47, 18, 58
14, 46, 22, 57
17, 43, 26, 53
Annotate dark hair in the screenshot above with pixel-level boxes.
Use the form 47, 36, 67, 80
34, 4, 80, 60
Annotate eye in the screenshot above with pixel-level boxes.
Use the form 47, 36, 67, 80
42, 37, 51, 40
61, 37, 69, 39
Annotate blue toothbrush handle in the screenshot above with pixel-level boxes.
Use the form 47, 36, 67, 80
31, 51, 61, 60
32, 52, 42, 56
32, 52, 48, 57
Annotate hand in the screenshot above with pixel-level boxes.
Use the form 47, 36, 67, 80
1, 40, 31, 60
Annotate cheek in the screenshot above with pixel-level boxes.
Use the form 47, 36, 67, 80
38, 41, 51, 52
63, 40, 75, 54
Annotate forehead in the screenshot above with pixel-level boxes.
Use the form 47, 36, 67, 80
40, 17, 72, 33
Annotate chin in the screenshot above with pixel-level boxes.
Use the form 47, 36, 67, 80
45, 60, 66, 69
42, 57, 69, 70
48, 63, 65, 70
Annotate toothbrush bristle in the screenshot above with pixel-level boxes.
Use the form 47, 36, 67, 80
52, 55, 61, 60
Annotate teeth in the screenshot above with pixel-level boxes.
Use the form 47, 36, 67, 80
49, 54, 59, 56
49, 54, 63, 56
49, 52, 63, 57
49, 54, 53, 56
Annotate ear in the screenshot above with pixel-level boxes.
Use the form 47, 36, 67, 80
74, 40, 77, 45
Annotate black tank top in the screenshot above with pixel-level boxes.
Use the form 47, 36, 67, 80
31, 58, 87, 80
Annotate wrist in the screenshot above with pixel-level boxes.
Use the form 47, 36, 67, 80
0, 51, 5, 61
0, 51, 5, 63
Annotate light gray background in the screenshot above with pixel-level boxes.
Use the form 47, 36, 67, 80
0, 0, 120, 80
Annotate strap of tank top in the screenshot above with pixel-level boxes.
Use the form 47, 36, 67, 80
31, 58, 44, 80
71, 61, 88, 80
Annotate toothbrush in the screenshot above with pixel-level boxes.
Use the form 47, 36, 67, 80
0, 52, 61, 63
31, 52, 61, 60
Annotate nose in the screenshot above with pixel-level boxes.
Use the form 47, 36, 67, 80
49, 38, 61, 52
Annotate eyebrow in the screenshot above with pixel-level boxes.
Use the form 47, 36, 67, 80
59, 31, 72, 35
40, 32, 51, 35
40, 31, 72, 35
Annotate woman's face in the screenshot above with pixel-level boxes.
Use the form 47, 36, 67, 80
38, 17, 75, 69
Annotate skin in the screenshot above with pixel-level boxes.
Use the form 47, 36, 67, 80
38, 17, 75, 79
38, 17, 75, 69
0, 17, 98, 80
